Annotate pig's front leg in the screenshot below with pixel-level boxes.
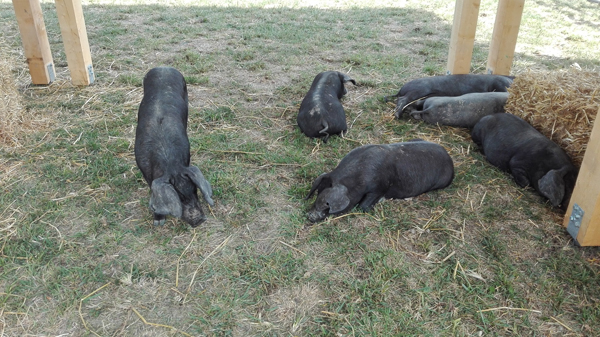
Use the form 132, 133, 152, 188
358, 192, 382, 211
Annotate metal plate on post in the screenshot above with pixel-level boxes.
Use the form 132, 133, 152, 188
87, 64, 95, 84
567, 203, 584, 246
47, 63, 55, 82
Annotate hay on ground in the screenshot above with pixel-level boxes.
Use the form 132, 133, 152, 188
505, 67, 600, 167
0, 37, 26, 147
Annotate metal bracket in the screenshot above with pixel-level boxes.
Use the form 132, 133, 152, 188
87, 64, 95, 84
566, 203, 584, 246
47, 63, 55, 83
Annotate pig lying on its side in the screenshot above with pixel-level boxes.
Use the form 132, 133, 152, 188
306, 140, 454, 222
410, 92, 509, 128
297, 71, 356, 142
385, 74, 514, 119
471, 113, 577, 207
135, 67, 214, 227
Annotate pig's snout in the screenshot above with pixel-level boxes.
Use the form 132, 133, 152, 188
307, 208, 327, 223
182, 203, 207, 228
188, 214, 207, 228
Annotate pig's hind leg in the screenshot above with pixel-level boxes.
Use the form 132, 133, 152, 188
409, 110, 429, 120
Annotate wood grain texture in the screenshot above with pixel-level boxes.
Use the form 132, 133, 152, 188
487, 0, 525, 75
55, 0, 94, 85
12, 0, 55, 84
447, 0, 481, 75
563, 107, 600, 246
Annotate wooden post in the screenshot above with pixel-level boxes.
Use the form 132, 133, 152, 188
486, 0, 525, 75
12, 0, 55, 85
55, 0, 94, 85
563, 110, 600, 246
447, 0, 481, 75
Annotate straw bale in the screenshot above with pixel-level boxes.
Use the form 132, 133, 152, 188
505, 67, 600, 167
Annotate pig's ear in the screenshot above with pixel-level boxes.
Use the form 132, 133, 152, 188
306, 173, 331, 200
338, 72, 356, 95
150, 176, 182, 218
338, 72, 356, 86
538, 169, 566, 207
327, 185, 350, 213
185, 166, 214, 206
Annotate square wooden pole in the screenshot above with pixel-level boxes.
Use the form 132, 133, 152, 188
12, 0, 55, 85
563, 110, 600, 246
55, 0, 94, 85
447, 0, 481, 75
486, 0, 525, 75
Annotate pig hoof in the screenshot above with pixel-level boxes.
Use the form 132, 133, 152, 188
154, 219, 166, 226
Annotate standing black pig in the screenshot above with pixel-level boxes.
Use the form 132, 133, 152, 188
471, 113, 577, 207
305, 140, 454, 222
410, 92, 509, 128
385, 74, 514, 119
135, 67, 214, 227
297, 71, 356, 142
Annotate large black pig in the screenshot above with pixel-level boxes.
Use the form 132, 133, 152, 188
135, 67, 214, 227
386, 74, 514, 119
306, 140, 454, 222
297, 71, 356, 142
471, 113, 577, 207
410, 92, 509, 128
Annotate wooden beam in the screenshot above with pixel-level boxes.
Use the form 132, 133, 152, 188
486, 0, 525, 75
12, 0, 55, 85
55, 0, 94, 85
447, 0, 481, 75
563, 109, 600, 246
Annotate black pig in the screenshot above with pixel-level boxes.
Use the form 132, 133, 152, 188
471, 113, 577, 207
135, 67, 214, 227
306, 140, 454, 222
385, 74, 514, 119
410, 92, 509, 128
297, 71, 356, 142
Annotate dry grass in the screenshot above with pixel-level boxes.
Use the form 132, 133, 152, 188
0, 37, 58, 152
0, 37, 25, 147
505, 67, 600, 167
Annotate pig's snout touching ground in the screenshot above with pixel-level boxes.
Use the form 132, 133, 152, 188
182, 198, 208, 228
307, 211, 324, 223
307, 207, 327, 223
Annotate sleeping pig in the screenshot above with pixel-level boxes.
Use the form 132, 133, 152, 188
297, 71, 356, 142
305, 140, 454, 222
135, 67, 214, 227
471, 113, 577, 207
410, 92, 509, 128
385, 74, 514, 119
